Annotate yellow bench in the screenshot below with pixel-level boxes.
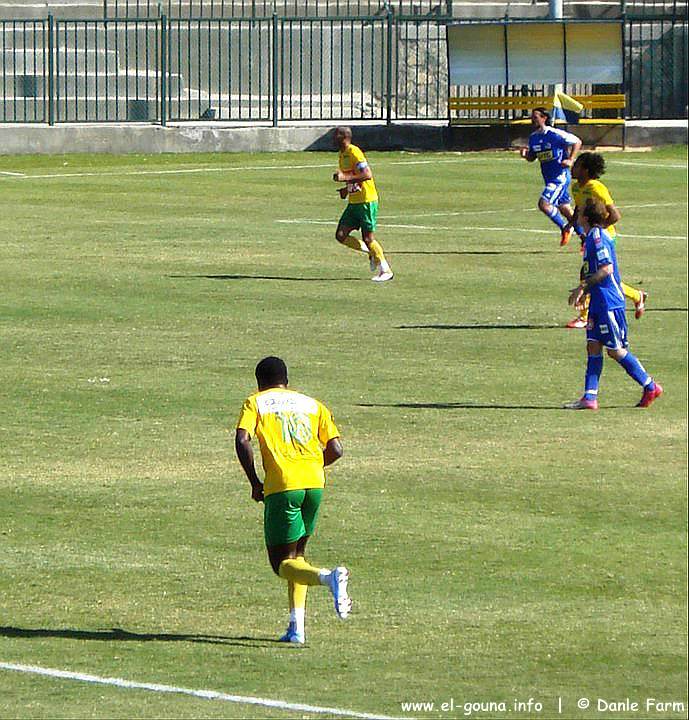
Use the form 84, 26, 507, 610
448, 94, 626, 125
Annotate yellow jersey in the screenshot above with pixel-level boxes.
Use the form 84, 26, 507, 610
339, 143, 378, 204
236, 388, 340, 497
573, 178, 617, 238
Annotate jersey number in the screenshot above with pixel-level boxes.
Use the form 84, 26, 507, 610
277, 411, 313, 445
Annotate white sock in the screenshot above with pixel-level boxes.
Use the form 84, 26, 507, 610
318, 569, 332, 586
290, 607, 305, 635
379, 260, 391, 273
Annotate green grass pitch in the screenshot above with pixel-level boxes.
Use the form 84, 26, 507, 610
0, 146, 686, 719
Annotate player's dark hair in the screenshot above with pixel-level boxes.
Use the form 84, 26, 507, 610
335, 125, 352, 139
532, 107, 552, 126
575, 151, 606, 179
582, 198, 607, 227
255, 356, 288, 389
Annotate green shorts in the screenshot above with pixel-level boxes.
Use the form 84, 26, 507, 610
263, 488, 323, 547
338, 201, 378, 233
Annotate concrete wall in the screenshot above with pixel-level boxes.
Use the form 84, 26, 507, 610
0, 119, 686, 155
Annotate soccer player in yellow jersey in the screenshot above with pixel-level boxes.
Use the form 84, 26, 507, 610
235, 356, 352, 644
566, 152, 648, 329
333, 126, 393, 282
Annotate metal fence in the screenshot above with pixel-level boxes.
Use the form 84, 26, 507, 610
100, 0, 688, 20
103, 0, 456, 19
626, 17, 688, 117
1, 13, 686, 123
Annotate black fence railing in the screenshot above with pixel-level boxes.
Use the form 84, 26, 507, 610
626, 17, 688, 117
1, 13, 686, 123
103, 0, 453, 18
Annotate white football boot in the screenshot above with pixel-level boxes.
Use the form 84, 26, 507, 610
372, 268, 394, 282
328, 566, 352, 619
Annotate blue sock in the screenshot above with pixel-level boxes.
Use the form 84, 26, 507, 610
618, 352, 654, 389
545, 205, 568, 230
573, 222, 585, 237
584, 354, 603, 400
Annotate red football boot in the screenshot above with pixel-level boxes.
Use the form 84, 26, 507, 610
560, 226, 573, 247
636, 382, 663, 408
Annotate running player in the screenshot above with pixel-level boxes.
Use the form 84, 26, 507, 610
333, 126, 393, 282
520, 107, 582, 247
566, 151, 648, 328
564, 199, 662, 410
235, 357, 352, 644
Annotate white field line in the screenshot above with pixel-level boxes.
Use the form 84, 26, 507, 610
275, 218, 686, 240
618, 233, 687, 239
276, 219, 449, 230
387, 157, 509, 165
1, 155, 685, 181
0, 662, 404, 720
376, 202, 685, 220
380, 208, 533, 219
618, 201, 687, 209
614, 161, 688, 170
0, 163, 334, 181
0, 155, 504, 182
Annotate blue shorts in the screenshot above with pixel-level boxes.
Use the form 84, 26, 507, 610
586, 308, 629, 350
540, 179, 572, 207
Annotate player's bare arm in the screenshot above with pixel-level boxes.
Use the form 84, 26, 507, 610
323, 437, 343, 466
605, 203, 622, 225
561, 139, 582, 167
569, 264, 613, 306
572, 206, 583, 234
235, 428, 264, 502
333, 166, 373, 183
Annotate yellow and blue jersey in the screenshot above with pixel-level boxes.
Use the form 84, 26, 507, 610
339, 144, 378, 204
573, 179, 617, 238
583, 226, 625, 314
236, 388, 340, 497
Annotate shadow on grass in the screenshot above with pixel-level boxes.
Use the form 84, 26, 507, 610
646, 307, 688, 313
358, 402, 632, 410
168, 274, 363, 282
398, 323, 563, 330
390, 250, 552, 256
357, 402, 570, 410
0, 626, 289, 649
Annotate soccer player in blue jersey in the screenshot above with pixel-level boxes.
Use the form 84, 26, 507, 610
563, 199, 663, 410
520, 107, 582, 247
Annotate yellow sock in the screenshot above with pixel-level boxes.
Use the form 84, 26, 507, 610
368, 239, 387, 265
279, 557, 323, 587
288, 581, 308, 610
341, 235, 368, 253
622, 281, 642, 304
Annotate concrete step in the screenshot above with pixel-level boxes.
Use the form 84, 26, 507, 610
2, 48, 122, 70
0, 3, 104, 20
0, 96, 156, 118
0, 90, 377, 120
1, 70, 182, 94
79, 72, 180, 96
